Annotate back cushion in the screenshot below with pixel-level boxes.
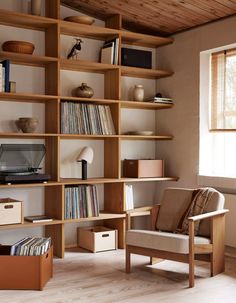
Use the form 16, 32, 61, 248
156, 188, 193, 232
198, 190, 225, 237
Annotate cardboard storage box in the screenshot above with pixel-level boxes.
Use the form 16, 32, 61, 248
123, 159, 164, 178
0, 198, 23, 225
0, 245, 53, 290
78, 226, 118, 253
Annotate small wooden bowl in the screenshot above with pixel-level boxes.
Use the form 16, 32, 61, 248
64, 16, 95, 25
2, 41, 35, 54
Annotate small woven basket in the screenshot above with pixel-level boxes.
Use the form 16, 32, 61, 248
2, 41, 35, 54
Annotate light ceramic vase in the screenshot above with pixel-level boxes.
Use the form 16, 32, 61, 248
133, 84, 144, 102
31, 0, 42, 16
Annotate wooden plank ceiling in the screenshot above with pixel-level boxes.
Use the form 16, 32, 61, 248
61, 0, 236, 36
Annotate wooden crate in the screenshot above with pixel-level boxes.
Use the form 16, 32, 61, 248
78, 226, 118, 253
123, 159, 164, 178
0, 246, 53, 290
0, 198, 23, 225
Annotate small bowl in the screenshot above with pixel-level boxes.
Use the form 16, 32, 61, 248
64, 16, 95, 25
15, 117, 38, 133
2, 41, 35, 54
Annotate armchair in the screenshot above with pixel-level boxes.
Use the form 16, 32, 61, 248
125, 187, 229, 287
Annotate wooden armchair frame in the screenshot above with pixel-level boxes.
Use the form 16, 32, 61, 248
125, 205, 229, 287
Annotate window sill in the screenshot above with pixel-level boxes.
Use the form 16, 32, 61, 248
198, 175, 236, 190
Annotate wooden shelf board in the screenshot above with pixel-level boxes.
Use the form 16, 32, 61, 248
121, 65, 173, 79
60, 58, 119, 73
0, 92, 58, 103
120, 177, 179, 182
0, 51, 58, 67
60, 134, 119, 139
0, 219, 63, 230
61, 178, 122, 185
120, 135, 173, 140
60, 20, 118, 40
0, 9, 57, 30
64, 212, 125, 223
0, 181, 60, 189
120, 100, 173, 109
60, 96, 119, 105
121, 31, 174, 48
0, 132, 57, 138
130, 210, 151, 217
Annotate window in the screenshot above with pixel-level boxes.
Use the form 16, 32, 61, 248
199, 46, 236, 184
211, 49, 236, 129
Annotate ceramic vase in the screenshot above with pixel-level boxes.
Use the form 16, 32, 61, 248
76, 83, 94, 98
133, 84, 144, 101
16, 117, 39, 133
31, 0, 42, 16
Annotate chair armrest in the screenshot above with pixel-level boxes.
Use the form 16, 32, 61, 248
125, 204, 160, 231
188, 209, 229, 222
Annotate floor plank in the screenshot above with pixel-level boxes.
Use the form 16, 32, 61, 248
1, 248, 236, 303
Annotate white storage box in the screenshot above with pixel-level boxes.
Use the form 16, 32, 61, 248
78, 226, 118, 253
0, 198, 23, 225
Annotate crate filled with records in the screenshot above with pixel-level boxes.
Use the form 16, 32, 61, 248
0, 237, 53, 290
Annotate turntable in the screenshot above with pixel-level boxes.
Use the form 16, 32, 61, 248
0, 144, 51, 184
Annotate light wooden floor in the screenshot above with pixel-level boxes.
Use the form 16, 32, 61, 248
1, 248, 236, 303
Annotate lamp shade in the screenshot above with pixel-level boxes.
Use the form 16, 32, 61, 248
76, 146, 94, 164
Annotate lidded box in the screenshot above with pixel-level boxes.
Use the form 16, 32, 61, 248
123, 159, 164, 178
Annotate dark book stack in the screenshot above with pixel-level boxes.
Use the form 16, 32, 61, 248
10, 237, 51, 256
65, 185, 99, 219
61, 102, 116, 135
145, 97, 173, 104
0, 59, 10, 92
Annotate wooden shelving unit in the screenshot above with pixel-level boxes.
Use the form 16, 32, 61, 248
0, 2, 177, 258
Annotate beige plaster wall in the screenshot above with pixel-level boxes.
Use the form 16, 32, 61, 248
155, 15, 236, 246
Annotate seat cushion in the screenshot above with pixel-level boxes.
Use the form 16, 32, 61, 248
156, 188, 194, 232
126, 230, 210, 254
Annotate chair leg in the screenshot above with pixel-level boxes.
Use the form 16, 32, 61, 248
189, 255, 195, 288
126, 246, 131, 273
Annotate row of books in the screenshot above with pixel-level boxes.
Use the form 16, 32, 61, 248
65, 185, 99, 219
0, 59, 10, 92
61, 102, 116, 135
100, 38, 119, 65
125, 184, 134, 210
146, 97, 173, 104
10, 237, 51, 256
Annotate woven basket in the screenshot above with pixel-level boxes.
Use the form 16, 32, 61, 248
2, 41, 35, 54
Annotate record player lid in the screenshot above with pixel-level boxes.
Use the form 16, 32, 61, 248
0, 144, 46, 173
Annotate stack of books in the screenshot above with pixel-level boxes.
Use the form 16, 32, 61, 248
65, 185, 99, 219
145, 97, 173, 104
24, 215, 53, 223
100, 38, 119, 65
61, 102, 116, 135
10, 237, 51, 256
125, 184, 134, 210
0, 59, 10, 92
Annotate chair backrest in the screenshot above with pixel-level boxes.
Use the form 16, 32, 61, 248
156, 187, 225, 237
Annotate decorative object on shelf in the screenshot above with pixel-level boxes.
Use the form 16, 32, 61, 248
76, 146, 94, 180
15, 117, 38, 133
133, 84, 144, 101
31, 0, 42, 16
67, 38, 83, 60
9, 81, 16, 93
125, 131, 154, 136
75, 82, 94, 98
64, 16, 95, 25
2, 41, 35, 54
123, 159, 164, 178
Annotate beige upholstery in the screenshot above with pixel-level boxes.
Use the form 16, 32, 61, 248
126, 230, 210, 254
